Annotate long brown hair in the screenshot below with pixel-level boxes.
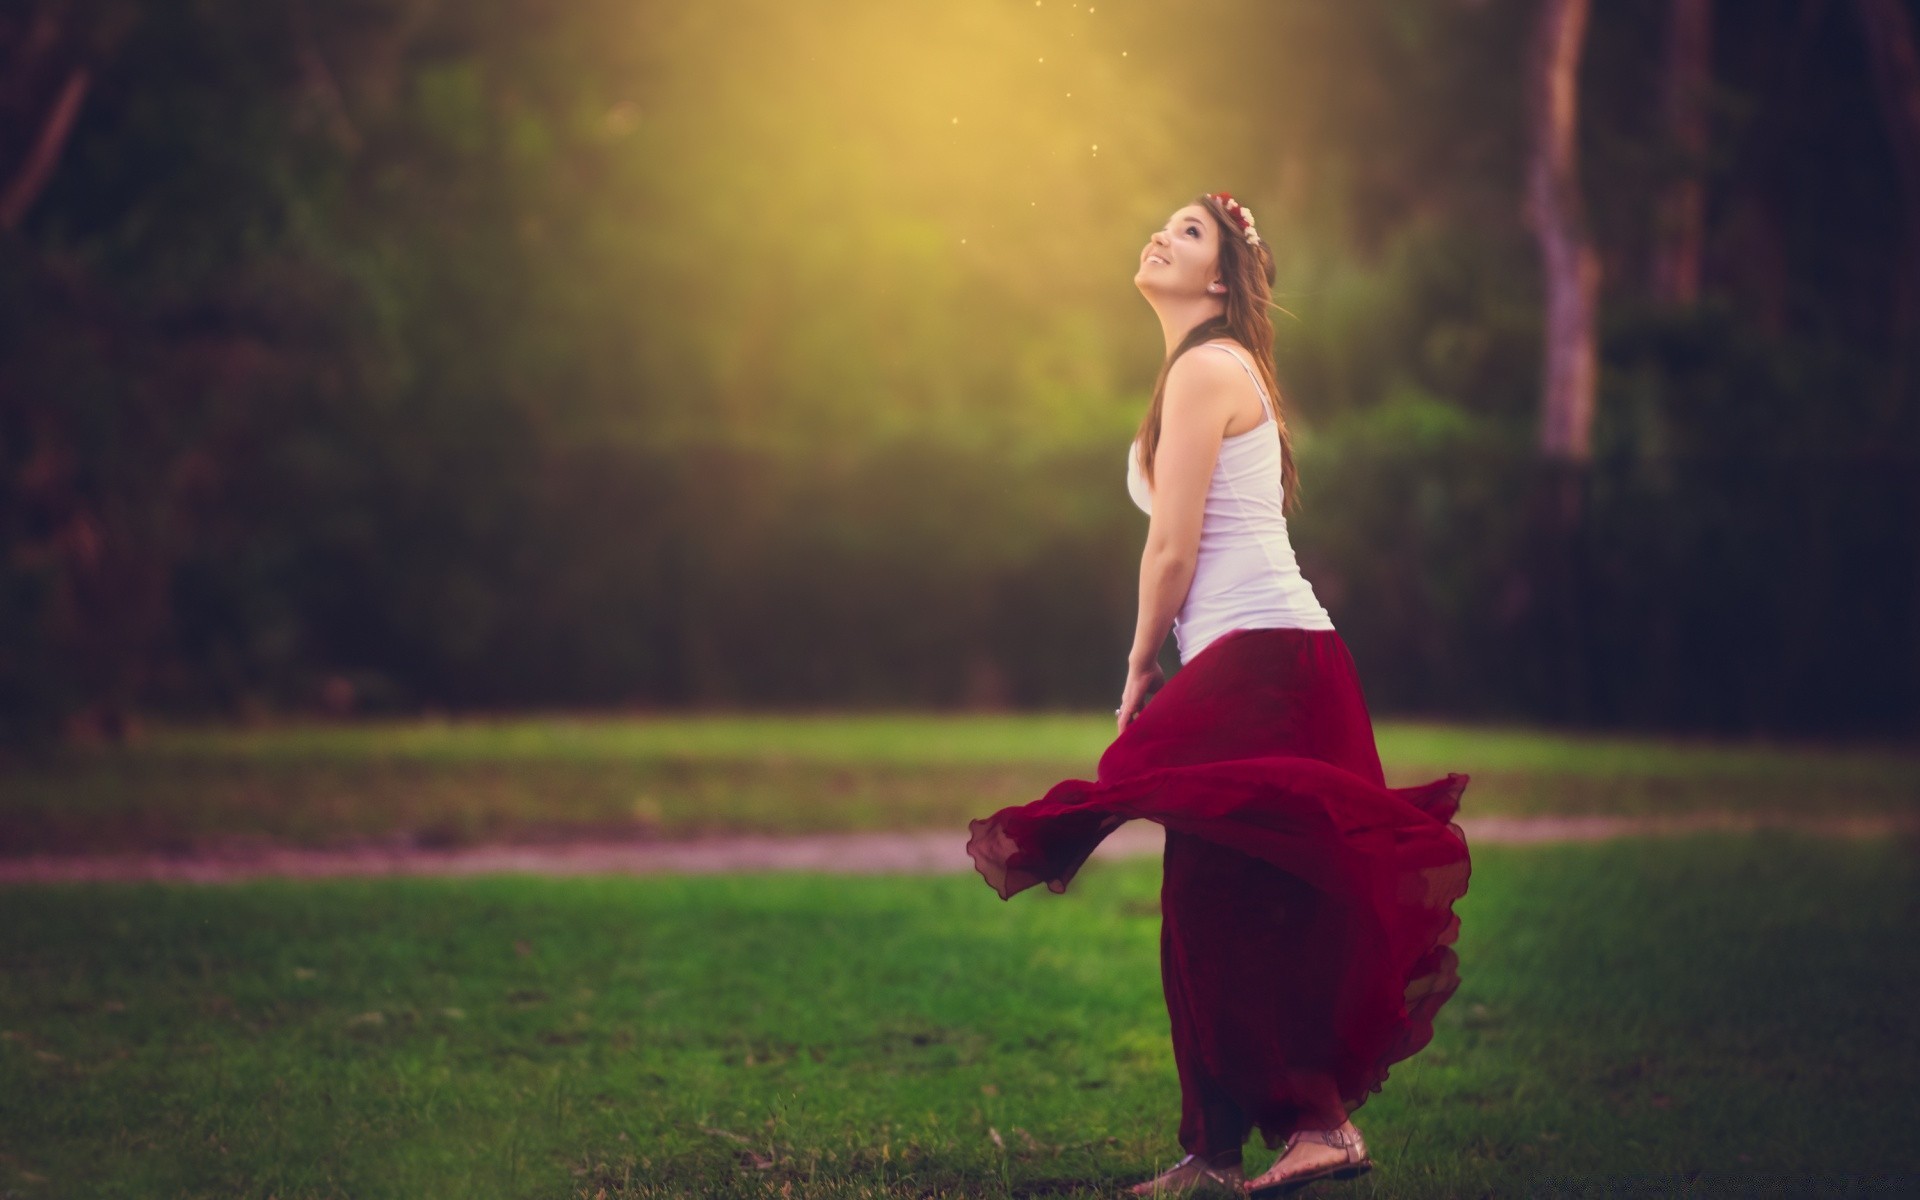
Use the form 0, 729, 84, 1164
1133, 192, 1301, 514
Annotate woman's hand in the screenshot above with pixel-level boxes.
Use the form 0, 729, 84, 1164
1117, 658, 1166, 733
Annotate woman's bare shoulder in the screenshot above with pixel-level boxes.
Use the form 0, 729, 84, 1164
1167, 342, 1247, 387
1163, 345, 1245, 426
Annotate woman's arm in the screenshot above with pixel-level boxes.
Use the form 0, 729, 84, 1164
1118, 350, 1241, 730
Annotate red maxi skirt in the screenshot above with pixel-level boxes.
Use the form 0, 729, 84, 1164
966, 627, 1471, 1159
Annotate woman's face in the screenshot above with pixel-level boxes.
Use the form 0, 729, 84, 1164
1135, 203, 1221, 299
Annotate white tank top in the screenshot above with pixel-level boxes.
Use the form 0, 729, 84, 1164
1126, 341, 1334, 663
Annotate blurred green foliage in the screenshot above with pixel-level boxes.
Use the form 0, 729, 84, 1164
2, 0, 1915, 740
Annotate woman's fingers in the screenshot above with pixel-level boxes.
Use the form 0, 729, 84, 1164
1116, 675, 1152, 731
1116, 656, 1170, 733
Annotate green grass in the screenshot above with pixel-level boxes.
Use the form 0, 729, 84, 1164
78, 712, 1920, 775
5, 713, 1920, 857
3, 714, 1917, 855
3, 836, 1916, 1197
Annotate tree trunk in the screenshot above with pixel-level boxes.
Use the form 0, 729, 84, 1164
1522, 0, 1599, 722
1525, 0, 1600, 466
1650, 0, 1713, 306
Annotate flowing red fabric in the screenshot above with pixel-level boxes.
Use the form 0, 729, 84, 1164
966, 627, 1471, 1160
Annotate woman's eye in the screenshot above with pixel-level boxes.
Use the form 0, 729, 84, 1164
1185, 225, 1199, 236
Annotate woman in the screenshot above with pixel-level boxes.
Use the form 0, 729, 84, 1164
965, 193, 1472, 1197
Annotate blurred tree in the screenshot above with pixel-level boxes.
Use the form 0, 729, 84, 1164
1850, 0, 1920, 711
1525, 0, 1602, 468
0, 5, 93, 232
1854, 0, 1920, 325
1, 0, 1915, 739
1522, 0, 1600, 719
1649, 0, 1712, 306
1, 1, 145, 742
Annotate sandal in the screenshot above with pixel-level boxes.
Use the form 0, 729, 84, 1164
1245, 1123, 1372, 1197
1127, 1152, 1248, 1196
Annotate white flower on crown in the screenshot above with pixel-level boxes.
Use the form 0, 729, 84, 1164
1214, 193, 1260, 245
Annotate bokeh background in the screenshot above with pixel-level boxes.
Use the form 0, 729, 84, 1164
7, 7, 1920, 1197
6, 0, 1918, 741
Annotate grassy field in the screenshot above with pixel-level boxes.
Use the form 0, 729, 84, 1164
2, 836, 1916, 1197
4, 714, 1917, 855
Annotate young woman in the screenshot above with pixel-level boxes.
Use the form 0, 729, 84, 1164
966, 193, 1473, 1197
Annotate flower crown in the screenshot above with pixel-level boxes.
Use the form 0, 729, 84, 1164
1208, 191, 1261, 247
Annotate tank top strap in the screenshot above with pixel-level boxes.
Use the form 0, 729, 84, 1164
1201, 342, 1273, 420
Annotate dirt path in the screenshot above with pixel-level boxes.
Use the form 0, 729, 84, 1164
0, 812, 1913, 886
